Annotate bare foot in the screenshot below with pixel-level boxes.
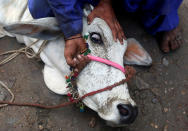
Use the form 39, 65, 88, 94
157, 27, 183, 53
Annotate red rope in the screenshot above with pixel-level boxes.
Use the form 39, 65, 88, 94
0, 66, 135, 109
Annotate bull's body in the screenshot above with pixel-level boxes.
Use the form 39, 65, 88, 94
0, 0, 70, 94
0, 0, 152, 126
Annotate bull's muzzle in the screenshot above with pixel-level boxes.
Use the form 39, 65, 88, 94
117, 104, 138, 124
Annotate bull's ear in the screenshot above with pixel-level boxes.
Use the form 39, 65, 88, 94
124, 38, 152, 66
3, 17, 62, 40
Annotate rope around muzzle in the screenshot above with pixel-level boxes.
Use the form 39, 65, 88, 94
0, 66, 135, 109
0, 80, 15, 108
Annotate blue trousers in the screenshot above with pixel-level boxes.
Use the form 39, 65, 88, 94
28, 0, 183, 37
124, 0, 183, 34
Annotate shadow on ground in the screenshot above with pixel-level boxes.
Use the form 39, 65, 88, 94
0, 1, 188, 131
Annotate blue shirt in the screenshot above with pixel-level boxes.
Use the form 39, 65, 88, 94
28, 0, 182, 37
28, 0, 99, 38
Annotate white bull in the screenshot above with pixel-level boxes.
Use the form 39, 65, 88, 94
0, 0, 152, 126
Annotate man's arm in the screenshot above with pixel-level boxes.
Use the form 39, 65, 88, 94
47, 0, 89, 71
47, 0, 83, 38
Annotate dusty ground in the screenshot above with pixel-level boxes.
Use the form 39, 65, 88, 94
0, 1, 188, 131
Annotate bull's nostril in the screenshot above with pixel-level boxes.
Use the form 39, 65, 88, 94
119, 108, 129, 116
117, 104, 131, 117
117, 104, 138, 124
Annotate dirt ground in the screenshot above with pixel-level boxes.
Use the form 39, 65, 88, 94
0, 1, 188, 131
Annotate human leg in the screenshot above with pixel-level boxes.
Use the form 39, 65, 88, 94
123, 0, 183, 52
140, 0, 183, 52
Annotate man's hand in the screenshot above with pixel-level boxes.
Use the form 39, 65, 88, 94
87, 0, 126, 44
64, 34, 90, 73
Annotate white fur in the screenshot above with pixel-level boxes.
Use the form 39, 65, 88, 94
0, 0, 149, 126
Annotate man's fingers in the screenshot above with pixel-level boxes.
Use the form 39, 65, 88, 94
81, 55, 91, 64
117, 22, 126, 40
77, 54, 84, 62
74, 55, 90, 73
115, 22, 123, 44
112, 29, 117, 42
66, 57, 76, 67
74, 68, 79, 73
77, 55, 90, 64
87, 12, 96, 25
64, 49, 75, 67
73, 58, 79, 65
107, 21, 117, 42
79, 43, 87, 52
83, 55, 91, 63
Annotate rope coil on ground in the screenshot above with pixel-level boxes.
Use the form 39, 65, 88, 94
0, 40, 47, 108
0, 80, 14, 108
0, 40, 47, 66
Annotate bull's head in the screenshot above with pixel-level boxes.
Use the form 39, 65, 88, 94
3, 5, 152, 126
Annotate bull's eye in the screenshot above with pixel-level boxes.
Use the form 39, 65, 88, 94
90, 32, 103, 44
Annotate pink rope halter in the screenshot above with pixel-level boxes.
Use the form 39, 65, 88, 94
87, 55, 125, 73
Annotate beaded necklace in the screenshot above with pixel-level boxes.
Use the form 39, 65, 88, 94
65, 33, 90, 112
